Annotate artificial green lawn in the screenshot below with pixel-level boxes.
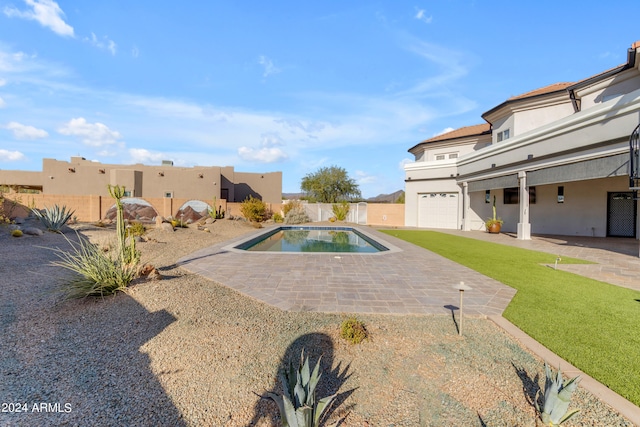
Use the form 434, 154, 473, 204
382, 229, 640, 407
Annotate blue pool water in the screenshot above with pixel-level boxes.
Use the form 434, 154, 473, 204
236, 226, 389, 253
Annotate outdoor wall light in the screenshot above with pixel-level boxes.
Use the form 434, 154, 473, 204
158, 172, 164, 177
527, 154, 534, 160
198, 173, 203, 178
68, 167, 75, 173
98, 169, 105, 174
491, 163, 496, 168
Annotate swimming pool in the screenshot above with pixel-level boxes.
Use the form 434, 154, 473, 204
234, 226, 389, 253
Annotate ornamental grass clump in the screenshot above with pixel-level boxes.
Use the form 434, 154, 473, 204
31, 204, 75, 232
267, 349, 336, 427
331, 201, 349, 221
50, 185, 140, 299
49, 233, 137, 298
535, 362, 581, 426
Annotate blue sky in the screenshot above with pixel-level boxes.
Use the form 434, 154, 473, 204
0, 1, 638, 198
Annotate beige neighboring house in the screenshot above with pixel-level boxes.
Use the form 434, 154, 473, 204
405, 41, 640, 239
0, 156, 282, 204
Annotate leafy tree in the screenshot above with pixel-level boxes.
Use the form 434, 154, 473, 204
300, 166, 361, 203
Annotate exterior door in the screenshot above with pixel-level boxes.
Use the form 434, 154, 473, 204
418, 193, 459, 229
607, 192, 636, 237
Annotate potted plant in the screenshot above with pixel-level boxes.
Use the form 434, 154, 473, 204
485, 195, 503, 233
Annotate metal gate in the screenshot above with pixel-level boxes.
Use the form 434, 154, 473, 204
607, 192, 636, 237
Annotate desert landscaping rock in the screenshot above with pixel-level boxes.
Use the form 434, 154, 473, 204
22, 227, 44, 236
0, 221, 634, 426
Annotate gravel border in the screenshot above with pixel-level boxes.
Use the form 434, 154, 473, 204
0, 219, 635, 426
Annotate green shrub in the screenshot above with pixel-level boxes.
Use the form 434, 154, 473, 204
240, 195, 267, 223
332, 201, 350, 221
31, 204, 74, 232
284, 208, 311, 224
273, 212, 284, 223
49, 233, 137, 298
127, 221, 146, 237
282, 200, 302, 217
170, 218, 188, 228
340, 316, 368, 344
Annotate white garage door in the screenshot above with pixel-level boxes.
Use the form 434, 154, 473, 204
418, 193, 459, 229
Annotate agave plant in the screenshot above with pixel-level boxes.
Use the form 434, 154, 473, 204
267, 349, 336, 427
535, 362, 581, 426
31, 204, 75, 232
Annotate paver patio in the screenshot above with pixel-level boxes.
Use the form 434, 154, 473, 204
178, 226, 516, 315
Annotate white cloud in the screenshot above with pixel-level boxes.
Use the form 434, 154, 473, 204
84, 33, 117, 55
0, 96, 5, 108
131, 46, 139, 58
434, 127, 455, 136
238, 146, 288, 163
415, 9, 433, 24
0, 78, 6, 86
0, 149, 25, 161
399, 158, 413, 170
129, 148, 167, 164
258, 55, 281, 78
259, 132, 285, 147
355, 170, 376, 185
4, 121, 49, 139
3, 0, 74, 37
58, 117, 122, 147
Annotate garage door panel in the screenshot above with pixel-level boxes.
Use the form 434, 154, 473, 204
418, 193, 458, 229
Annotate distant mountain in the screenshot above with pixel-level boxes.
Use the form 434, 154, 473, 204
282, 190, 404, 203
366, 190, 404, 203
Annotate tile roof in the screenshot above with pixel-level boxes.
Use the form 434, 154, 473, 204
419, 123, 491, 144
507, 82, 574, 101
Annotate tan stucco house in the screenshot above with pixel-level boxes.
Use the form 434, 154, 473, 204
405, 41, 640, 239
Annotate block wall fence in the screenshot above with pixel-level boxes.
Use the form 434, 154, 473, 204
1, 194, 406, 227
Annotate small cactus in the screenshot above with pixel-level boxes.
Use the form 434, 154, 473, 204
535, 362, 581, 426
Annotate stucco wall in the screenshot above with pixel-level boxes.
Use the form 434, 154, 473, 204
367, 203, 405, 227
468, 176, 630, 237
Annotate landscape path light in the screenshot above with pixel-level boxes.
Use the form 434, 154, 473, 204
452, 281, 472, 336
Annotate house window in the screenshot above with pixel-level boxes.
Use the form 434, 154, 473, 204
123, 191, 131, 197
497, 129, 511, 142
435, 154, 445, 160
558, 186, 564, 203
504, 187, 536, 204
164, 192, 173, 198
485, 190, 491, 203
448, 153, 458, 159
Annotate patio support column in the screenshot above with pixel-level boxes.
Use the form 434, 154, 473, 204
517, 171, 531, 240
462, 182, 471, 231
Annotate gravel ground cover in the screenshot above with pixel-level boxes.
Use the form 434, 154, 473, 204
0, 218, 635, 426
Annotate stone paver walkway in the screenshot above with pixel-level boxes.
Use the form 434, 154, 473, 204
179, 225, 640, 316
178, 226, 516, 316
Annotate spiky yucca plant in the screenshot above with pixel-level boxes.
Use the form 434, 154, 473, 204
267, 350, 336, 427
31, 204, 75, 232
535, 362, 581, 426
49, 233, 137, 298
